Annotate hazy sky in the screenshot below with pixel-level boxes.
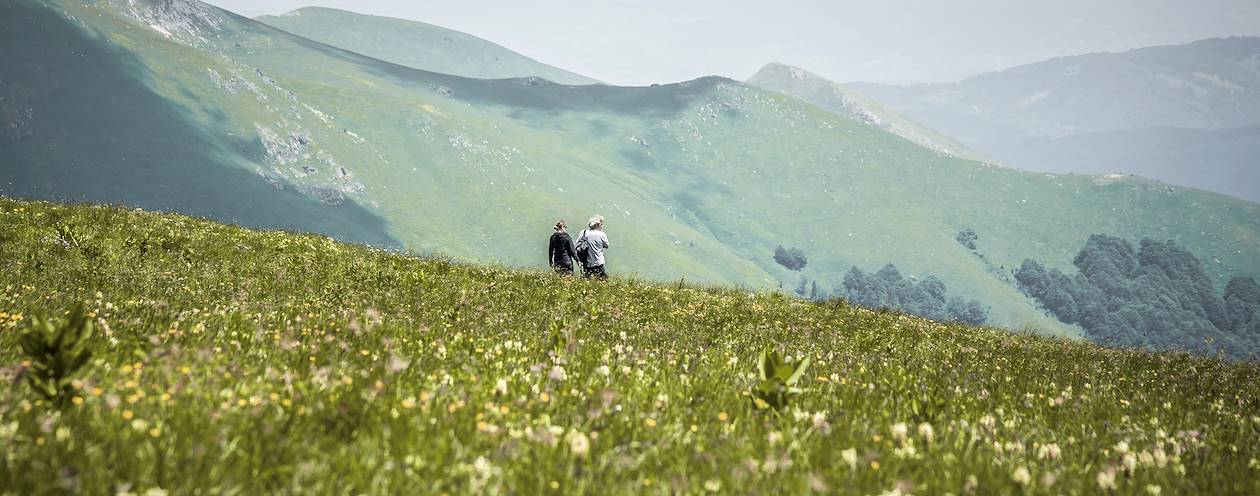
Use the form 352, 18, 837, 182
206, 0, 1260, 86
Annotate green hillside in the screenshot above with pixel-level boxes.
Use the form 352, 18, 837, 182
3, 0, 1260, 345
2, 198, 1259, 494
747, 63, 992, 163
256, 7, 599, 85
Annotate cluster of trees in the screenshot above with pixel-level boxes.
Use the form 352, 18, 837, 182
956, 228, 978, 250
840, 264, 988, 326
774, 246, 808, 271
1015, 234, 1260, 358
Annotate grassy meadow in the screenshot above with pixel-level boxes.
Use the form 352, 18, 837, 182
1, 197, 1258, 494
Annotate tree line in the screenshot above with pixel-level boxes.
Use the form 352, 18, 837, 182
1015, 234, 1259, 359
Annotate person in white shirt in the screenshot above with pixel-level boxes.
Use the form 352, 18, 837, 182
579, 215, 610, 279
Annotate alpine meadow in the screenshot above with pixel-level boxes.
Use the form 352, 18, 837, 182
2, 0, 1260, 494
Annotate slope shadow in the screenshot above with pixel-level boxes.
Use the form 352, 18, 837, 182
0, 1, 400, 249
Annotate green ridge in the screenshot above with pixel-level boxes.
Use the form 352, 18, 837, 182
256, 7, 599, 85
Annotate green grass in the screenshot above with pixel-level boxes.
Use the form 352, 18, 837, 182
2, 197, 1258, 494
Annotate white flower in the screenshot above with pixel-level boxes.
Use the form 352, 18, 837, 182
1115, 440, 1130, 454
1123, 453, 1138, 472
811, 411, 828, 429
1012, 467, 1031, 486
841, 447, 858, 470
917, 422, 934, 443
1097, 469, 1117, 490
495, 378, 509, 395
1038, 443, 1062, 460
566, 429, 590, 457
1145, 484, 1162, 495
890, 422, 909, 442
548, 365, 568, 382
595, 365, 610, 376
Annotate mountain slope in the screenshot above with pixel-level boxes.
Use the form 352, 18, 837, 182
991, 124, 1260, 203
849, 38, 1260, 202
4, 198, 1259, 493
747, 63, 991, 163
4, 0, 1260, 346
852, 37, 1260, 139
256, 7, 598, 85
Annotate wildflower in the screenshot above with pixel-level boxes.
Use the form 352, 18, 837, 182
718, 412, 729, 422
1145, 485, 1162, 495
1123, 453, 1137, 472
917, 422, 934, 443
890, 422, 909, 442
812, 411, 830, 431
566, 429, 590, 457
841, 447, 858, 470
495, 378, 509, 395
1096, 468, 1117, 490
1012, 466, 1031, 486
644, 418, 657, 428
595, 365, 610, 376
548, 366, 567, 382
401, 397, 416, 409
704, 479, 721, 492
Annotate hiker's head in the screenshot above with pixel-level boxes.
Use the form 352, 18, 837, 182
588, 215, 604, 230
554, 220, 566, 232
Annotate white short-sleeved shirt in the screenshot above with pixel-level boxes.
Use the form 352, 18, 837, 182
581, 229, 610, 267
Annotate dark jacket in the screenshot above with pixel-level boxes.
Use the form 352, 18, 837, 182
548, 231, 577, 268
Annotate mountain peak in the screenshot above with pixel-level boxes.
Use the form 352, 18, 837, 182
747, 62, 991, 162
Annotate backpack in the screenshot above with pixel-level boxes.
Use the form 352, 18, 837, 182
574, 229, 591, 268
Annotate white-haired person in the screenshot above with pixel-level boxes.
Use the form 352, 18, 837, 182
576, 215, 610, 279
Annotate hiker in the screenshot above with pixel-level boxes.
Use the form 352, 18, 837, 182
576, 215, 610, 279
548, 220, 578, 275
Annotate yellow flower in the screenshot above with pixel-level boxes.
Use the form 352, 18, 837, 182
401, 397, 417, 409
718, 412, 729, 422
644, 418, 657, 428
122, 410, 134, 420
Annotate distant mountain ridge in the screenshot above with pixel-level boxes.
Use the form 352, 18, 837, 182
747, 63, 991, 162
850, 37, 1260, 202
257, 7, 599, 85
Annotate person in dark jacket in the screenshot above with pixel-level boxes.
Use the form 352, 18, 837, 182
548, 220, 578, 275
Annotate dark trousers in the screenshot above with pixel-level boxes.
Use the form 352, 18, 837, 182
583, 264, 607, 280
553, 264, 574, 276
